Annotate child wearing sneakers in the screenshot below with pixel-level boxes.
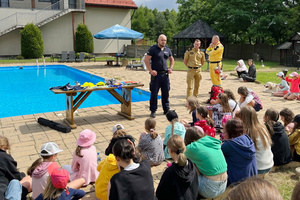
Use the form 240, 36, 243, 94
35, 164, 85, 200
95, 154, 120, 200
66, 129, 99, 186
105, 124, 135, 156
138, 118, 165, 166
27, 142, 64, 199
164, 110, 186, 159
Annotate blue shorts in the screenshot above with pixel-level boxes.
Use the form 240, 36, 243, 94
198, 175, 227, 199
253, 102, 262, 112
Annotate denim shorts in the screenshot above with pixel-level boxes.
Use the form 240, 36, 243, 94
253, 101, 262, 112
198, 175, 227, 199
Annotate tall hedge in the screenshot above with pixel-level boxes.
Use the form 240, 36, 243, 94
21, 23, 44, 59
75, 24, 94, 53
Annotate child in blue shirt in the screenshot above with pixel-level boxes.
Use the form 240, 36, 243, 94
164, 110, 186, 159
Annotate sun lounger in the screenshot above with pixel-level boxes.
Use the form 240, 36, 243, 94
76, 52, 85, 62
59, 51, 68, 62
68, 51, 76, 62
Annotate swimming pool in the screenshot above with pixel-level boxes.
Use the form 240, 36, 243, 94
0, 65, 155, 118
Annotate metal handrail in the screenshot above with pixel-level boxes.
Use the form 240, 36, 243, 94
0, 0, 85, 35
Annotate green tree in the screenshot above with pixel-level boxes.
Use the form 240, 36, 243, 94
75, 24, 94, 53
21, 23, 44, 59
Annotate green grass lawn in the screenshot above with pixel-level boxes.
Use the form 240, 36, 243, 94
173, 59, 280, 71
173, 59, 297, 84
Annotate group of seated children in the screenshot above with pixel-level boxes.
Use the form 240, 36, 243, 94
2, 91, 300, 200
271, 71, 300, 101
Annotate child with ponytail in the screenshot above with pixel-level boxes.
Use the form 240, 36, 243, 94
194, 106, 216, 137
137, 118, 165, 166
163, 110, 186, 159
156, 135, 198, 200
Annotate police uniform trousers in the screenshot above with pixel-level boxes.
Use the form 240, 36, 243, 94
187, 67, 202, 98
149, 72, 170, 112
209, 62, 222, 86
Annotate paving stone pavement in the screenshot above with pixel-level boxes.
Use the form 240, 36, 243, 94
0, 62, 299, 199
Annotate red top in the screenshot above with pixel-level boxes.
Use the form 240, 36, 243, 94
194, 120, 216, 138
285, 76, 300, 93
85, 0, 138, 9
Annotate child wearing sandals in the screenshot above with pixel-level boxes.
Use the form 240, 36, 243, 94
35, 164, 85, 200
194, 106, 216, 137
156, 135, 198, 200
64, 129, 99, 186
272, 72, 290, 97
137, 118, 165, 166
284, 72, 300, 100
163, 110, 186, 159
181, 96, 200, 128
280, 108, 295, 134
0, 136, 32, 200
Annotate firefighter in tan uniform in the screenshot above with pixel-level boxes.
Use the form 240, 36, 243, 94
206, 35, 224, 86
184, 39, 205, 98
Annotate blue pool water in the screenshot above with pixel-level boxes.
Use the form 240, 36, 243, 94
0, 65, 155, 118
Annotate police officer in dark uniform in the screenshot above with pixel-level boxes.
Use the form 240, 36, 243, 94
144, 34, 174, 118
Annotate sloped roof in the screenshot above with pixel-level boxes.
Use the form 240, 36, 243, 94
277, 42, 292, 50
291, 32, 300, 41
173, 19, 224, 39
85, 0, 138, 9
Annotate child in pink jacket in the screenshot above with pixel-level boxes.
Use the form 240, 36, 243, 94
284, 72, 300, 100
67, 129, 99, 185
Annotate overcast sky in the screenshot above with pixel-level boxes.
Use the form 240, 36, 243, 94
133, 0, 179, 11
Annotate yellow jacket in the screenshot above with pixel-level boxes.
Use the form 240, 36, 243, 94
95, 154, 120, 200
206, 42, 224, 62
289, 129, 300, 155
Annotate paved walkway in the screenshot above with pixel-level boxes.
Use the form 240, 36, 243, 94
0, 62, 299, 198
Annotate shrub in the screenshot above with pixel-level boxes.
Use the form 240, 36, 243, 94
21, 23, 44, 59
75, 24, 94, 53
16, 55, 24, 59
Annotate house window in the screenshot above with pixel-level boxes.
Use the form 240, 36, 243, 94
0, 0, 9, 7
69, 0, 76, 9
38, 0, 51, 2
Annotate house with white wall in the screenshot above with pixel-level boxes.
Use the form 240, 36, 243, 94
0, 0, 137, 56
